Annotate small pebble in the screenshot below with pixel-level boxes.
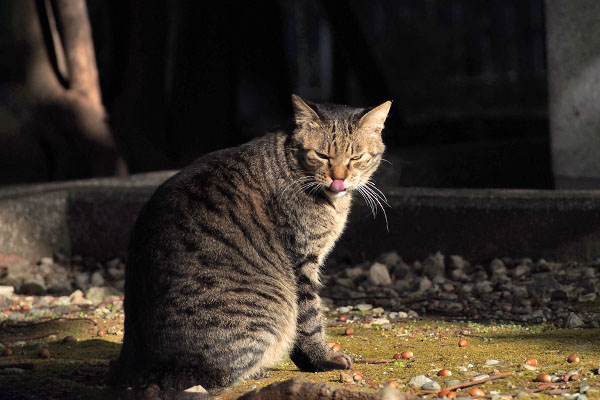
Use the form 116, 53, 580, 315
409, 375, 432, 388
458, 339, 468, 347
38, 348, 50, 358
421, 381, 441, 390
339, 314, 349, 322
525, 358, 537, 366
353, 373, 363, 382
567, 354, 580, 363
400, 351, 413, 359
386, 380, 399, 389
97, 329, 106, 337
393, 353, 402, 360
63, 336, 77, 343
355, 303, 373, 311
438, 369, 452, 376
331, 343, 342, 352
536, 374, 552, 382
184, 384, 208, 393
340, 372, 353, 384
345, 327, 354, 336
484, 359, 501, 366
469, 387, 485, 397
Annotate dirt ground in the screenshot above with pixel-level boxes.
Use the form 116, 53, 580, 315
0, 307, 599, 400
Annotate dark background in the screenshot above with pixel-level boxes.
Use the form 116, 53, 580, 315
0, 0, 551, 188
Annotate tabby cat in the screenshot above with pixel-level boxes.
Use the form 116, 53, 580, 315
110, 95, 392, 390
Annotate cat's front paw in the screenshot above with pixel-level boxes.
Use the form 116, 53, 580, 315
317, 352, 353, 371
290, 346, 353, 372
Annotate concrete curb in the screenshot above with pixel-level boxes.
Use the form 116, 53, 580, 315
1, 173, 600, 262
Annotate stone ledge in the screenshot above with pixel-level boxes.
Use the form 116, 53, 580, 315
1, 173, 600, 262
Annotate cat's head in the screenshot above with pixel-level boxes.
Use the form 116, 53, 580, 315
290, 94, 391, 199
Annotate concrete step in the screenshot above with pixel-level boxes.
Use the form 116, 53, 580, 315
1, 173, 600, 263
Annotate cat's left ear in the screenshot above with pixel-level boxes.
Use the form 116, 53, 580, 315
291, 94, 320, 127
358, 101, 392, 135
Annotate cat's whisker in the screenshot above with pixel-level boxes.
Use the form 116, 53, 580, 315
279, 176, 313, 200
364, 186, 389, 231
363, 183, 390, 205
294, 181, 319, 196
357, 186, 376, 218
381, 158, 392, 166
308, 184, 323, 195
361, 184, 390, 231
362, 184, 390, 207
366, 180, 388, 203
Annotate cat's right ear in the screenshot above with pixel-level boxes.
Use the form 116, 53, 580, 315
291, 94, 320, 127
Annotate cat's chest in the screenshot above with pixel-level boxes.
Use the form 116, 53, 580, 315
298, 200, 350, 259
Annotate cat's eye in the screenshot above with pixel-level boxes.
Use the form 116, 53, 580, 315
313, 151, 329, 160
350, 154, 364, 161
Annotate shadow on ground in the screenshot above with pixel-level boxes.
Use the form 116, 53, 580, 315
0, 317, 599, 399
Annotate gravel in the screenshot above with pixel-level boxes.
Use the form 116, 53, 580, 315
322, 251, 600, 326
1, 249, 599, 330
0, 254, 125, 325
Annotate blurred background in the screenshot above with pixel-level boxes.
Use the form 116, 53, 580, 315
0, 0, 561, 188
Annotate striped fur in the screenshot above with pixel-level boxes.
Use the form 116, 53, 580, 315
109, 95, 391, 390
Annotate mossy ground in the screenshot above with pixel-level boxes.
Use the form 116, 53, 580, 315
1, 314, 599, 399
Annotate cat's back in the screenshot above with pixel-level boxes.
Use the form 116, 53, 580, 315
120, 131, 299, 388
130, 132, 285, 248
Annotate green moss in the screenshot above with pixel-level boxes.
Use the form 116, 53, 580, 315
1, 317, 598, 399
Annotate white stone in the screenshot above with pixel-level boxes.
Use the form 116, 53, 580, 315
184, 384, 207, 393
356, 303, 373, 311
565, 312, 584, 328
40, 257, 53, 265
369, 262, 392, 286
91, 271, 104, 287
0, 286, 14, 298
449, 255, 468, 270
418, 277, 432, 292
372, 318, 390, 325
423, 252, 445, 278
408, 375, 432, 388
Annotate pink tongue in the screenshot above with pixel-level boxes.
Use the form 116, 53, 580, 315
330, 179, 345, 192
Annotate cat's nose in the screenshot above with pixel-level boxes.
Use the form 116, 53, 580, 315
330, 179, 345, 192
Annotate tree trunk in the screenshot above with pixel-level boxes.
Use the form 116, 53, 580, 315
16, 0, 127, 181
